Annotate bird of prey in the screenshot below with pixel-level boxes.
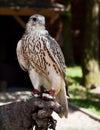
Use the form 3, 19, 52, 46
16, 14, 68, 118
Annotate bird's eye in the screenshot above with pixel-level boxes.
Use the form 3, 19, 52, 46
32, 17, 37, 22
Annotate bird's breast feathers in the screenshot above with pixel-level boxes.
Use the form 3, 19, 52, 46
21, 32, 66, 79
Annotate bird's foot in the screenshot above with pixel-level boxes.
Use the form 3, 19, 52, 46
42, 89, 55, 101
33, 89, 41, 98
33, 89, 55, 100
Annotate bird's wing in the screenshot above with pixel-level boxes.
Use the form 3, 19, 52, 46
16, 40, 28, 71
45, 34, 66, 78
45, 34, 69, 96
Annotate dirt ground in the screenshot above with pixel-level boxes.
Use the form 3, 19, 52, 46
0, 87, 100, 130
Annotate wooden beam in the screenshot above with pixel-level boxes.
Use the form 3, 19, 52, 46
0, 7, 59, 17
13, 15, 26, 28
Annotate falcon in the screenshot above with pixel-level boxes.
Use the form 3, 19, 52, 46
16, 14, 68, 118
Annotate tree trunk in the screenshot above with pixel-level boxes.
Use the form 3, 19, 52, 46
0, 96, 62, 130
82, 0, 100, 88
61, 4, 74, 66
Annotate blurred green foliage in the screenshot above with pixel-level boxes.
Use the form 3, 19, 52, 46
66, 66, 82, 86
66, 66, 100, 116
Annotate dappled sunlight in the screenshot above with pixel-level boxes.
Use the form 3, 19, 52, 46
69, 85, 100, 116
0, 90, 32, 106
69, 98, 100, 116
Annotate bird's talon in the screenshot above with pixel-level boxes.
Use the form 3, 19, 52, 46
41, 89, 55, 101
42, 93, 55, 101
33, 89, 41, 98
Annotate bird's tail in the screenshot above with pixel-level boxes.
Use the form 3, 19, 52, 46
56, 85, 68, 118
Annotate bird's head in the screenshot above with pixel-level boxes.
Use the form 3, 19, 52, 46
26, 14, 46, 32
